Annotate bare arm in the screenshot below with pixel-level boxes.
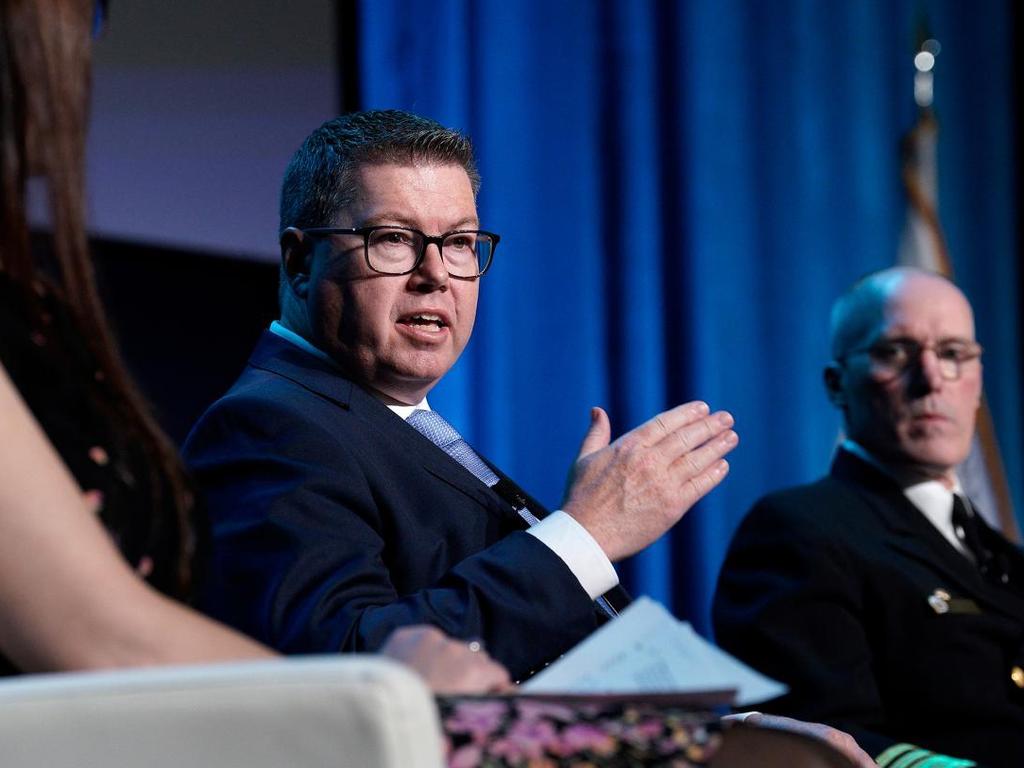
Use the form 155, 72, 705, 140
0, 363, 271, 671
0, 364, 515, 695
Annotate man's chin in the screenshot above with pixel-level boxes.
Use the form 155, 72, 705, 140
369, 367, 451, 405
895, 442, 969, 479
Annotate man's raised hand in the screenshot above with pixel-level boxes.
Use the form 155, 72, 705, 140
562, 403, 737, 561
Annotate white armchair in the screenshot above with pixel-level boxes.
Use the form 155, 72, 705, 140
0, 655, 444, 768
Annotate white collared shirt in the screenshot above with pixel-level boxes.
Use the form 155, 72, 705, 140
904, 480, 969, 556
843, 440, 968, 556
267, 322, 619, 599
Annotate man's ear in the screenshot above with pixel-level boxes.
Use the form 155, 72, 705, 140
281, 227, 313, 299
823, 363, 845, 408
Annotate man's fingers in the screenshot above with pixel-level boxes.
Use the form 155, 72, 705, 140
575, 406, 611, 460
432, 647, 513, 695
678, 459, 730, 508
642, 410, 736, 515
382, 626, 516, 695
671, 425, 738, 477
477, 655, 514, 693
458, 646, 512, 692
655, 410, 735, 460
633, 401, 710, 446
564, 399, 737, 562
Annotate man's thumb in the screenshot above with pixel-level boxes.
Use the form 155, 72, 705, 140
576, 407, 611, 460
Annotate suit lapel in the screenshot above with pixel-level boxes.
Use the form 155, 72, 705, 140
248, 331, 357, 409
247, 331, 523, 524
832, 449, 1024, 619
412, 437, 521, 524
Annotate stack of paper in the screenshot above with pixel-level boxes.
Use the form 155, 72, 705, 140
522, 597, 785, 707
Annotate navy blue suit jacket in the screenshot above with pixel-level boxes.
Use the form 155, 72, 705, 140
184, 332, 624, 679
713, 449, 1024, 768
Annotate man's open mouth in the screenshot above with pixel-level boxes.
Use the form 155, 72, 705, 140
399, 313, 449, 333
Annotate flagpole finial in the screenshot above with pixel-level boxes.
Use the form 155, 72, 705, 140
914, 38, 941, 108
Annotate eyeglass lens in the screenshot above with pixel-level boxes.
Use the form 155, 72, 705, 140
868, 340, 979, 380
366, 227, 494, 277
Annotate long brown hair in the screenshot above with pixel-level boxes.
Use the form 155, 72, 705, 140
0, 0, 197, 598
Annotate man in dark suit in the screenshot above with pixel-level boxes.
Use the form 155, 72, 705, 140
714, 267, 1024, 768
183, 110, 738, 681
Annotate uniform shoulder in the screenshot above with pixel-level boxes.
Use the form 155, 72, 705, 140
732, 473, 871, 547
749, 474, 847, 519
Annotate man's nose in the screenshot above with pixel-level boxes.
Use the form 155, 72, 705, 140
411, 243, 450, 288
909, 347, 945, 394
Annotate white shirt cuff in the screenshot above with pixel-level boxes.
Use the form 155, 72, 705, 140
524, 510, 619, 600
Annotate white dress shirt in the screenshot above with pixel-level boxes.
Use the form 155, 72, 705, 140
843, 440, 969, 557
268, 322, 620, 599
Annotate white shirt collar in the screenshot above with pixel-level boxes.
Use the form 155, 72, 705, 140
268, 322, 428, 420
387, 399, 430, 420
904, 480, 967, 554
842, 440, 967, 555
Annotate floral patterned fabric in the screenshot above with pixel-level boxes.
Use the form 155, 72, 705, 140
440, 696, 722, 767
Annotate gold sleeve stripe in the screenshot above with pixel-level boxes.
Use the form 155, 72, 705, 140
876, 743, 913, 765
875, 743, 976, 768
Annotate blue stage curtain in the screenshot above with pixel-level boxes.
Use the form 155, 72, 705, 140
358, 0, 1020, 635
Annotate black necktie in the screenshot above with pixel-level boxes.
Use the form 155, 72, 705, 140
951, 495, 1008, 585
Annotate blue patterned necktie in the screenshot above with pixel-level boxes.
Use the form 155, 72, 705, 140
406, 409, 540, 526
406, 408, 617, 618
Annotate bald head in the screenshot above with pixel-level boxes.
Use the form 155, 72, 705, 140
825, 267, 982, 483
829, 268, 972, 361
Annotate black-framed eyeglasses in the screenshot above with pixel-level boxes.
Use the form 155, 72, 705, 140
837, 338, 983, 381
301, 226, 499, 279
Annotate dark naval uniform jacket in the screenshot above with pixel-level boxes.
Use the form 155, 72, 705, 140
713, 448, 1024, 768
